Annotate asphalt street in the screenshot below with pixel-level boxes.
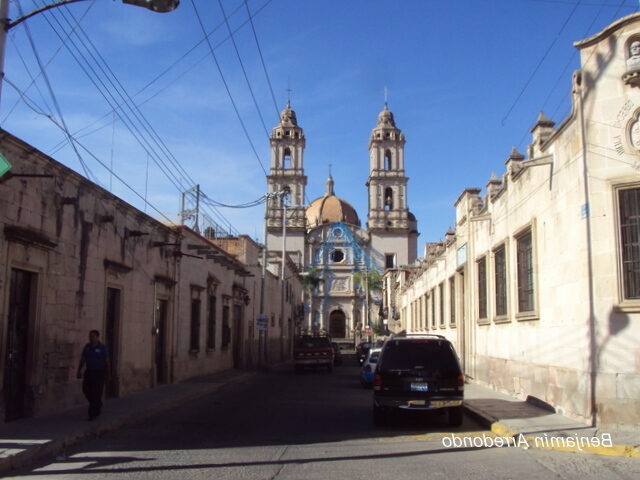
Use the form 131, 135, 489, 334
7, 356, 640, 479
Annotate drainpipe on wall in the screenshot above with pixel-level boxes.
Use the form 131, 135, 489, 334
577, 70, 598, 427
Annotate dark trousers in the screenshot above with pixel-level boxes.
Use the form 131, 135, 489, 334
82, 369, 106, 418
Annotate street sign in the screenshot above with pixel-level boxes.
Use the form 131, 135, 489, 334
0, 153, 11, 178
256, 314, 268, 331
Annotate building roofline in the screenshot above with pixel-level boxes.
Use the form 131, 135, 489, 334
574, 12, 640, 49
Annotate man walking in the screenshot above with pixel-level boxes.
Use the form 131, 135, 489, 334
76, 330, 110, 420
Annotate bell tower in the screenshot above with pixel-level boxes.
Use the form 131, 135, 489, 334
265, 102, 307, 263
367, 103, 418, 266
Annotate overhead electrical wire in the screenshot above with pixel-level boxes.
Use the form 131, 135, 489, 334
34, 1, 239, 233
190, 0, 268, 176
49, 0, 275, 158
15, 0, 97, 182
217, 0, 270, 139
3, 77, 175, 225
244, 0, 280, 117
1, 0, 94, 126
501, 0, 583, 126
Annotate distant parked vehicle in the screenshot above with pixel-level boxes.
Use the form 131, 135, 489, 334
360, 348, 381, 388
294, 336, 334, 373
356, 341, 372, 365
331, 342, 343, 366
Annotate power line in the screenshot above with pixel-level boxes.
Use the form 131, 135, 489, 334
501, 0, 583, 126
35, 1, 240, 234
41, 0, 275, 171
3, 77, 175, 224
1, 0, 94, 126
218, 0, 270, 139
15, 0, 97, 182
190, 0, 268, 176
244, 0, 279, 118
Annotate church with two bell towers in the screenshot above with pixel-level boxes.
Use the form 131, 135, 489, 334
265, 101, 418, 340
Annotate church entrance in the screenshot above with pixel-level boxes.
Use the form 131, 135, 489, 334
329, 310, 346, 339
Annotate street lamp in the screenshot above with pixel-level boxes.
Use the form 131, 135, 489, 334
0, 0, 179, 106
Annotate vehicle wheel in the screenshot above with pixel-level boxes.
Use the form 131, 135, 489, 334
448, 406, 463, 427
373, 404, 386, 426
327, 364, 333, 373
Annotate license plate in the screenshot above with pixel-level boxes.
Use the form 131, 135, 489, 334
411, 382, 429, 392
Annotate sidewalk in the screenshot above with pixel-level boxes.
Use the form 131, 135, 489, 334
0, 369, 256, 474
463, 382, 640, 458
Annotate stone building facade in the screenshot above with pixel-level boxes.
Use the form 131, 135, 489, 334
0, 129, 301, 422
392, 14, 640, 429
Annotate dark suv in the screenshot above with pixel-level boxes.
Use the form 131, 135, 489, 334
372, 334, 464, 426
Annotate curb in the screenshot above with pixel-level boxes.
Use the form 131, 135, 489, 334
463, 403, 640, 458
1, 371, 257, 474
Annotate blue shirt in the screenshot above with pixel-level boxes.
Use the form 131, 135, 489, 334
83, 343, 109, 370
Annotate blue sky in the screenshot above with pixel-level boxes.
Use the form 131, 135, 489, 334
2, 0, 638, 253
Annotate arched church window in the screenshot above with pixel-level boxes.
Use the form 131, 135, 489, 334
283, 148, 292, 168
384, 150, 392, 170
384, 187, 393, 211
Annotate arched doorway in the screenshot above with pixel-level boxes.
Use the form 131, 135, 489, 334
329, 310, 346, 339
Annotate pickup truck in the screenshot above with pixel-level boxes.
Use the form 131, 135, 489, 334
294, 336, 335, 373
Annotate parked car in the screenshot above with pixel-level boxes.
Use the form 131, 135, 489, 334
294, 336, 335, 373
331, 342, 343, 366
372, 334, 464, 426
360, 347, 381, 387
356, 341, 372, 365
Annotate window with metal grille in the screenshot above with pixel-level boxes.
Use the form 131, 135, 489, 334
449, 276, 456, 325
477, 256, 487, 319
207, 295, 216, 350
619, 187, 640, 299
494, 246, 507, 317
222, 305, 230, 349
190, 299, 201, 351
431, 288, 436, 328
516, 229, 535, 312
439, 282, 445, 326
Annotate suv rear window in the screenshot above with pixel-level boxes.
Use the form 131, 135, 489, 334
296, 337, 331, 348
379, 340, 460, 376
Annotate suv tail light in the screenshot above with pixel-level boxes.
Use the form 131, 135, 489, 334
457, 375, 464, 387
373, 374, 382, 391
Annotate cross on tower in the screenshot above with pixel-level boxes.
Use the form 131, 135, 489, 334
286, 87, 293, 107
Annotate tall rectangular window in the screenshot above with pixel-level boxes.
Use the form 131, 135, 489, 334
477, 257, 487, 319
190, 299, 201, 351
619, 187, 640, 299
222, 305, 231, 348
431, 288, 436, 328
207, 295, 217, 350
385, 254, 395, 269
516, 229, 535, 312
494, 246, 508, 317
439, 282, 445, 326
449, 276, 456, 325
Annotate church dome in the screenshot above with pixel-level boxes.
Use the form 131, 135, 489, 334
306, 175, 361, 228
